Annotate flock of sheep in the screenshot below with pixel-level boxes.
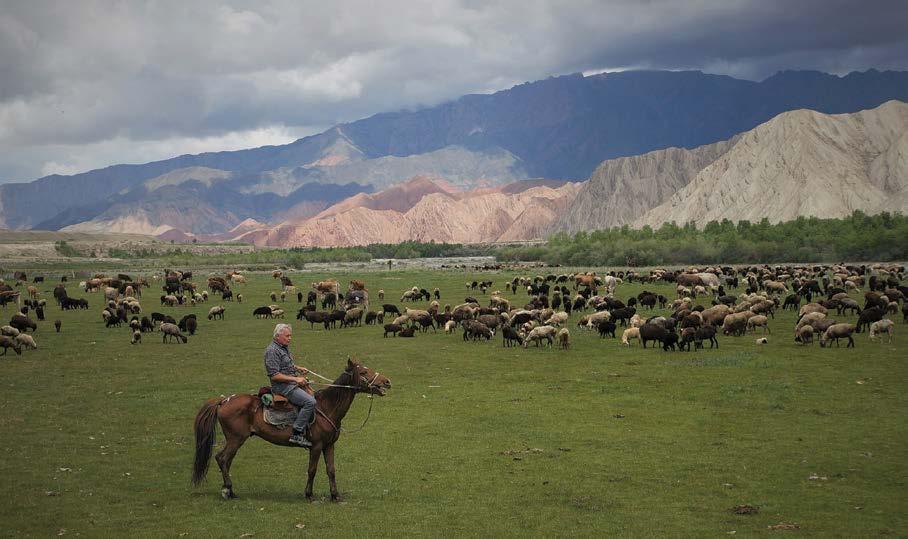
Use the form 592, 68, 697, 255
285, 263, 905, 353
0, 262, 903, 358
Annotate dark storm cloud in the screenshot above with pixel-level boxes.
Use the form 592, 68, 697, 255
0, 0, 905, 181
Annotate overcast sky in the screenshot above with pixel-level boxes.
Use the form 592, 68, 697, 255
1, 0, 906, 182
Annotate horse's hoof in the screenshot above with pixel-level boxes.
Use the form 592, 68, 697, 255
221, 488, 237, 500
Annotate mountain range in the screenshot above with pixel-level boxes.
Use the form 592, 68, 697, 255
2, 69, 907, 240
196, 101, 908, 247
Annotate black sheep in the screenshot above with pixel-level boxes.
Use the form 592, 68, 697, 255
855, 306, 883, 333
253, 306, 273, 318
610, 307, 637, 327
399, 327, 416, 337
639, 324, 673, 349
10, 314, 37, 333
695, 325, 719, 349
178, 314, 197, 332
140, 317, 154, 332
383, 323, 401, 337
327, 309, 345, 329
502, 326, 523, 347
54, 320, 62, 333
303, 311, 328, 329
597, 320, 617, 338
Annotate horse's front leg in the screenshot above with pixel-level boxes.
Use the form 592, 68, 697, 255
305, 446, 322, 500
323, 444, 339, 501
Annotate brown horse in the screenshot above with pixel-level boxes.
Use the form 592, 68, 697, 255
192, 359, 391, 500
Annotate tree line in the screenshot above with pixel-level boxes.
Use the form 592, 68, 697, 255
495, 211, 908, 265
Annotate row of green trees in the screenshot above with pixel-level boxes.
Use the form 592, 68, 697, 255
496, 211, 908, 265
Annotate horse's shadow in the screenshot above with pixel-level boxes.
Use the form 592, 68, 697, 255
189, 488, 346, 503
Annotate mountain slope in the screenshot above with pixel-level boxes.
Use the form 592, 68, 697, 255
235, 180, 581, 247
635, 101, 908, 227
549, 136, 741, 233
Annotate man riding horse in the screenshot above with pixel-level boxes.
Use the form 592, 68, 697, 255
264, 323, 315, 447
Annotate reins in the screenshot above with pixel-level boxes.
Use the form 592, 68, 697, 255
305, 368, 379, 434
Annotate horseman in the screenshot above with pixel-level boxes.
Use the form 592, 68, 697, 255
263, 323, 315, 447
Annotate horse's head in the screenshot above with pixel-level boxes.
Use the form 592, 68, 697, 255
346, 359, 391, 396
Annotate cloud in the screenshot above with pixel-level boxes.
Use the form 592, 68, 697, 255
18, 125, 324, 183
0, 0, 906, 181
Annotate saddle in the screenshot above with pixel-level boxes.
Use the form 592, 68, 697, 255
257, 386, 316, 429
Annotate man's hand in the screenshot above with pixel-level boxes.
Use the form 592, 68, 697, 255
296, 367, 309, 375
296, 376, 309, 386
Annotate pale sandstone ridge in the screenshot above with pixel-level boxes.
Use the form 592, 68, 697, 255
549, 137, 740, 233
637, 101, 908, 227
235, 180, 582, 247
313, 176, 452, 219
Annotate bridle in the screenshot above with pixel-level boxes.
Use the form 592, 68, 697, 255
308, 366, 383, 394
306, 365, 385, 434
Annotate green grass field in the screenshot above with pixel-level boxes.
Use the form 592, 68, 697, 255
0, 269, 905, 537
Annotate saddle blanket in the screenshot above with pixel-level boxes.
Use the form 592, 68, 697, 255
263, 405, 298, 429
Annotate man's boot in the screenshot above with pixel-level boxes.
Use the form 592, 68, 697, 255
288, 430, 311, 448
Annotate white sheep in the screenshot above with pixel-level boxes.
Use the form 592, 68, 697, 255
1, 325, 20, 337
15, 333, 37, 350
585, 310, 611, 329
159, 322, 187, 343
545, 311, 569, 327
869, 319, 894, 343
444, 320, 457, 334
524, 325, 557, 348
621, 327, 640, 346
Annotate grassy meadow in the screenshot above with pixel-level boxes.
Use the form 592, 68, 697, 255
0, 268, 905, 537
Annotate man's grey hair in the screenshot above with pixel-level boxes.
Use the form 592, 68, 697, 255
273, 323, 292, 338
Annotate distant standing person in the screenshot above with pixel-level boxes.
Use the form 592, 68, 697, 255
388, 260, 392, 271
263, 324, 315, 447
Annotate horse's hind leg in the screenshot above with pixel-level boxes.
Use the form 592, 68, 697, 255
323, 444, 340, 501
215, 432, 247, 499
305, 446, 322, 500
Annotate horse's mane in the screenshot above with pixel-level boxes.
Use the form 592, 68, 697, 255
314, 368, 356, 401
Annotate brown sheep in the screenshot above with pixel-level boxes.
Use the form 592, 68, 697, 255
747, 315, 770, 334
819, 323, 856, 348
557, 328, 570, 349
0, 335, 21, 355
795, 325, 814, 345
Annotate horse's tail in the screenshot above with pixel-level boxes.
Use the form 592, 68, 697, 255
191, 397, 222, 486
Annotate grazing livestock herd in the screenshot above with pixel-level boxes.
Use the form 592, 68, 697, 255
0, 263, 903, 360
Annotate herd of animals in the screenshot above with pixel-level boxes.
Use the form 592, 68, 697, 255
0, 262, 904, 357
